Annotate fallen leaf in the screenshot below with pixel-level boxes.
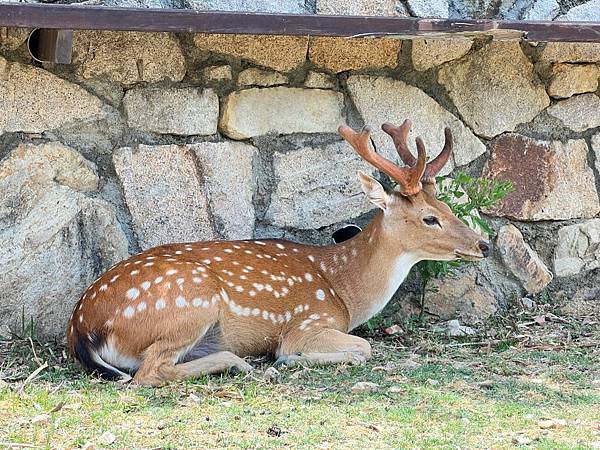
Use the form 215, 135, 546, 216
82, 443, 96, 450
263, 367, 280, 383
267, 424, 282, 437
31, 414, 50, 425
384, 324, 403, 335
100, 431, 116, 445
534, 315, 546, 326
427, 379, 440, 386
388, 386, 405, 394
351, 382, 380, 393
50, 401, 65, 413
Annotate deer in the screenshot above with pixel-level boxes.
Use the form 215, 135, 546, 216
67, 119, 490, 386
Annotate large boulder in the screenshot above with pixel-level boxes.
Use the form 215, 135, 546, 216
0, 142, 129, 339
483, 134, 600, 221
346, 75, 485, 170
547, 94, 600, 132
411, 39, 472, 71
438, 41, 549, 138
113, 145, 216, 249
221, 87, 344, 139
547, 64, 599, 99
0, 57, 108, 136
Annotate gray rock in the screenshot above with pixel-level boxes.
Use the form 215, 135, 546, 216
304, 71, 335, 89
406, 0, 449, 17
190, 141, 257, 240
346, 75, 485, 170
220, 87, 344, 140
446, 319, 477, 337
412, 39, 472, 71
523, 0, 559, 20
0, 57, 107, 136
426, 266, 498, 323
266, 141, 374, 229
194, 34, 308, 72
483, 135, 600, 221
123, 87, 219, 136
554, 219, 600, 277
438, 41, 549, 138
547, 94, 600, 132
0, 142, 129, 339
316, 0, 408, 16
190, 0, 308, 13
547, 64, 599, 99
496, 224, 553, 294
75, 31, 186, 85
591, 133, 600, 174
238, 68, 288, 87
113, 145, 216, 250
556, 0, 600, 21
203, 65, 233, 82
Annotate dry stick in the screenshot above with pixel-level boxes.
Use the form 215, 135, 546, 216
28, 337, 42, 366
0, 443, 43, 449
18, 362, 48, 394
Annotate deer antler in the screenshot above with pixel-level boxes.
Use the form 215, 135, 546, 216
338, 124, 426, 196
382, 119, 453, 184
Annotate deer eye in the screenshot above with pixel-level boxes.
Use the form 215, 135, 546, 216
423, 216, 440, 227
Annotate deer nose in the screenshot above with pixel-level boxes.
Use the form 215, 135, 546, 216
478, 240, 491, 257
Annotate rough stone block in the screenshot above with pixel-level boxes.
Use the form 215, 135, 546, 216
190, 141, 257, 240
123, 87, 219, 136
556, 0, 600, 21
496, 224, 553, 294
523, 0, 560, 20
547, 64, 599, 99
316, 0, 408, 16
0, 142, 129, 338
540, 42, 600, 63
483, 134, 600, 221
221, 87, 344, 139
238, 68, 287, 87
406, 0, 449, 17
0, 57, 107, 135
75, 31, 186, 84
412, 39, 472, 71
113, 145, 216, 249
554, 219, 600, 277
191, 0, 308, 13
346, 75, 485, 171
194, 34, 308, 72
438, 41, 549, 138
266, 141, 374, 229
547, 93, 600, 132
203, 65, 232, 81
0, 27, 29, 50
304, 71, 335, 89
308, 37, 400, 73
426, 266, 497, 323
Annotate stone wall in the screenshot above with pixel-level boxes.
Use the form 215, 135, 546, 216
1, 28, 599, 338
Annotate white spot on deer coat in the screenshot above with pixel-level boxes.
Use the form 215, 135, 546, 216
156, 299, 166, 310
123, 306, 135, 318
127, 288, 140, 300
141, 281, 151, 291
175, 296, 188, 307
316, 289, 325, 301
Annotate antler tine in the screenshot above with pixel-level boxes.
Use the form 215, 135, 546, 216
338, 125, 425, 196
422, 127, 453, 183
382, 120, 416, 167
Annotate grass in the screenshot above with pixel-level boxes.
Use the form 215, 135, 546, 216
1, 297, 599, 449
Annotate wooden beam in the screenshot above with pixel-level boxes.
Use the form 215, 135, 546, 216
0, 3, 600, 42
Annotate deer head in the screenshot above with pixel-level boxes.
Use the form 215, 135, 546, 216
339, 119, 490, 263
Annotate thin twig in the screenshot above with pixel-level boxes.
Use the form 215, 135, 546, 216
18, 362, 48, 394
0, 443, 43, 449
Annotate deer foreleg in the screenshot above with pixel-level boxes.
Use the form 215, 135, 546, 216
275, 328, 371, 367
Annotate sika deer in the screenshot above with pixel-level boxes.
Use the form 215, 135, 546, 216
67, 119, 490, 386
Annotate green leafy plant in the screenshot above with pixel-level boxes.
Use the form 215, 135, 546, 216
416, 172, 514, 317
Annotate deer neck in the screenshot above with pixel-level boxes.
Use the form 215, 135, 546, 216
314, 212, 420, 331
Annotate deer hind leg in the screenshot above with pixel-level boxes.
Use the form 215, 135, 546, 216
275, 327, 372, 367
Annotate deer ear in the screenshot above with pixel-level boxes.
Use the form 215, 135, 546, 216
357, 171, 390, 210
